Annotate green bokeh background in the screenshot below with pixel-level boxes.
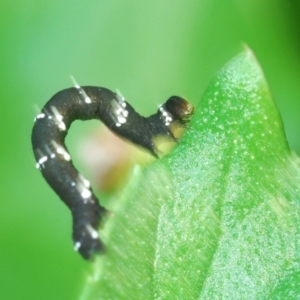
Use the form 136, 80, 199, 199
0, 1, 299, 299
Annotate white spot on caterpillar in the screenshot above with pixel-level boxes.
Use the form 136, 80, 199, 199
51, 140, 71, 161
57, 148, 71, 161
71, 182, 76, 187
44, 145, 56, 160
35, 149, 49, 169
81, 189, 92, 199
111, 97, 128, 127
71, 76, 92, 104
58, 122, 66, 130
79, 174, 91, 188
38, 156, 48, 165
37, 113, 45, 118
50, 106, 67, 131
159, 105, 173, 126
52, 109, 62, 121
34, 113, 46, 122
75, 176, 93, 202
74, 241, 81, 251
118, 116, 127, 124
83, 179, 90, 188
86, 225, 99, 239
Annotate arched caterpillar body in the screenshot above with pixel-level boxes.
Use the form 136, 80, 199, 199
31, 85, 194, 259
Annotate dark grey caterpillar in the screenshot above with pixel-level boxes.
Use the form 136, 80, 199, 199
31, 83, 194, 259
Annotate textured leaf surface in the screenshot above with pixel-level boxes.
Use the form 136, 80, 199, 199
80, 49, 300, 299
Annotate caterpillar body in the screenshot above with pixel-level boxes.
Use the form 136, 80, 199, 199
31, 84, 193, 259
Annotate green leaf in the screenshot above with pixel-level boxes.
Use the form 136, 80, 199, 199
80, 48, 300, 299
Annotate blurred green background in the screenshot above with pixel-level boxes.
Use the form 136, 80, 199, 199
0, 1, 299, 299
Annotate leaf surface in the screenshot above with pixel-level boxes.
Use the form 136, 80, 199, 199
80, 48, 300, 299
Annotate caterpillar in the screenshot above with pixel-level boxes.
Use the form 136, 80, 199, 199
31, 83, 194, 259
